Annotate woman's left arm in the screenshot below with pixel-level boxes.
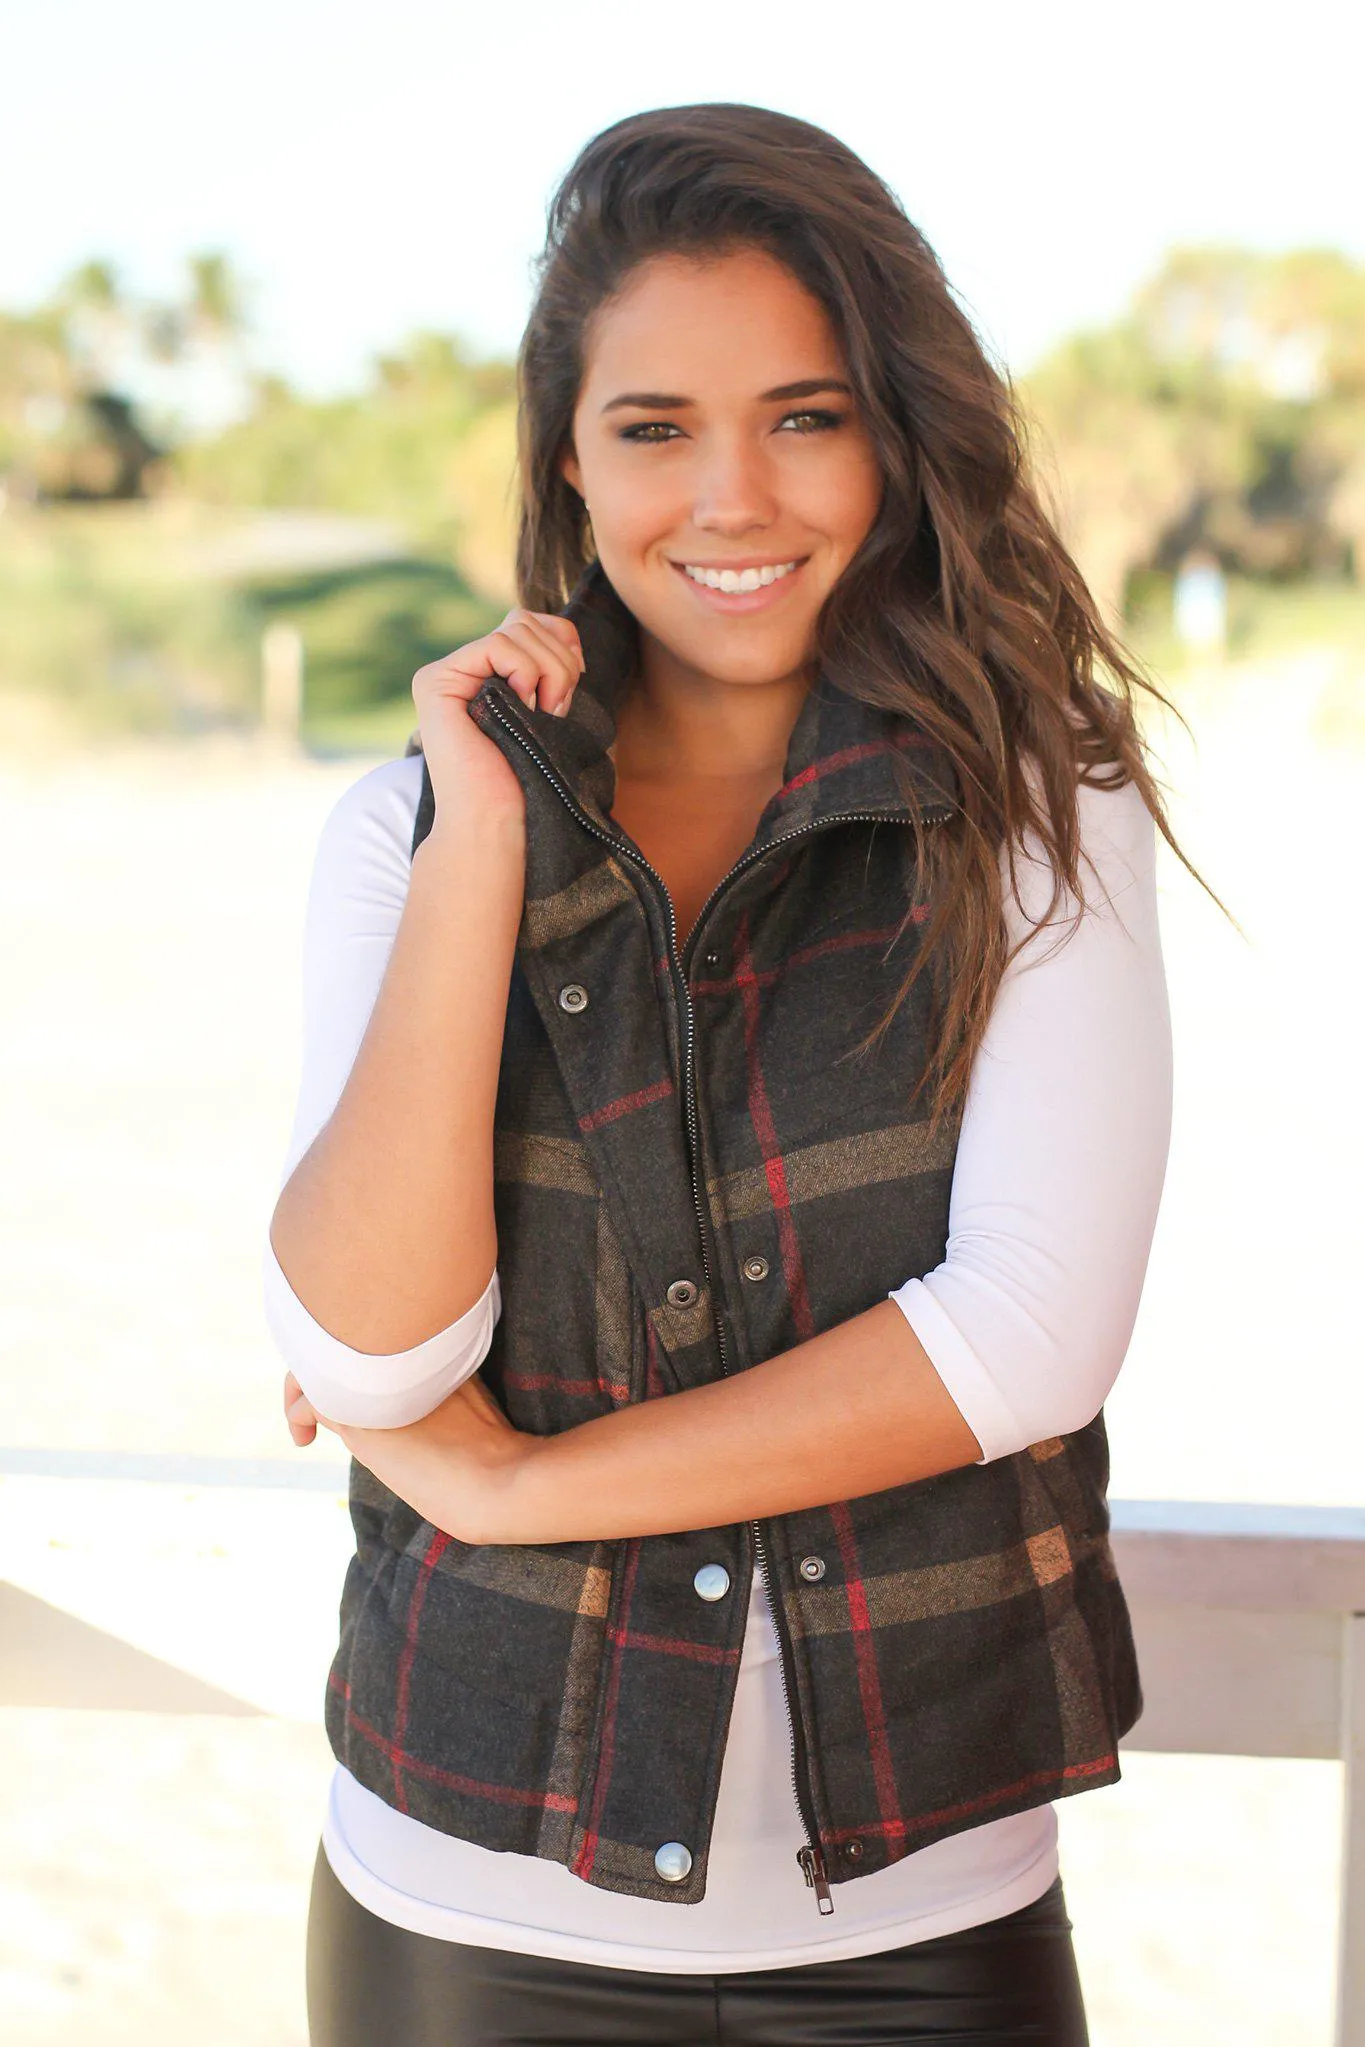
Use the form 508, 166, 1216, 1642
323, 772, 1173, 1544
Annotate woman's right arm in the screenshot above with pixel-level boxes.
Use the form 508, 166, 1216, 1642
266, 607, 584, 1410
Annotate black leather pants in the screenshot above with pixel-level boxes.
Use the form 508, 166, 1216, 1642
306, 1843, 1089, 2045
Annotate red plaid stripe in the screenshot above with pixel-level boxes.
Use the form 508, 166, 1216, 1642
503, 1368, 629, 1401
733, 909, 816, 1339
827, 1751, 1118, 1853
578, 1077, 676, 1132
645, 1321, 665, 1400
692, 918, 928, 997
330, 1674, 578, 1814
390, 1526, 450, 1813
779, 730, 932, 799
604, 1626, 740, 1667
571, 1536, 642, 1883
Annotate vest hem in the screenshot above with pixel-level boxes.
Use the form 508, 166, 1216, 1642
319, 1764, 1064, 1973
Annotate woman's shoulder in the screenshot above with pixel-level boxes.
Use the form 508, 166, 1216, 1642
1072, 766, 1158, 898
314, 752, 425, 861
305, 753, 427, 912
1016, 747, 1155, 866
1006, 752, 1158, 940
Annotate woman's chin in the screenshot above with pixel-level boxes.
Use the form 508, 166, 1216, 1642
636, 606, 819, 688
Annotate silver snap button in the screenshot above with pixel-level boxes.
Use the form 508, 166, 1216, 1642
742, 1255, 769, 1282
654, 1840, 692, 1883
799, 1555, 826, 1582
666, 1278, 699, 1309
693, 1564, 730, 1602
703, 950, 721, 969
844, 1839, 864, 1860
557, 983, 589, 1013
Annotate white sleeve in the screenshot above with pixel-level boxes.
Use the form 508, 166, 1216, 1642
888, 770, 1173, 1464
263, 753, 501, 1429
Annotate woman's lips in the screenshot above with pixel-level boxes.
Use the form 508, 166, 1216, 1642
669, 557, 810, 613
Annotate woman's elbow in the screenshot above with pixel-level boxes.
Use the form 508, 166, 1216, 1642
1021, 1333, 1128, 1447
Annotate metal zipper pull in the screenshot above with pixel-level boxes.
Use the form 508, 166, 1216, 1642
796, 1843, 834, 1914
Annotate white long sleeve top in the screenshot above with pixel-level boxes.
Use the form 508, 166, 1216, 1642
264, 750, 1172, 1972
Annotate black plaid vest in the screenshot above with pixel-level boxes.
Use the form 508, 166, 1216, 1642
324, 561, 1142, 1911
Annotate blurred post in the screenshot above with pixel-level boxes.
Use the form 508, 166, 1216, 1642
260, 621, 304, 751
1337, 1616, 1365, 2045
1173, 548, 1228, 663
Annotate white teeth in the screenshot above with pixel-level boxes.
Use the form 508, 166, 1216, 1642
681, 560, 799, 592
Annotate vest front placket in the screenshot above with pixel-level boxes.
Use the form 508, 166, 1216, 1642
469, 681, 763, 1903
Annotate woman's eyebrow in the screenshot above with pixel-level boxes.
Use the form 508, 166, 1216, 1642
600, 377, 852, 415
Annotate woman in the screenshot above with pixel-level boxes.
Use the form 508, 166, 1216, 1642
267, 103, 1206, 2046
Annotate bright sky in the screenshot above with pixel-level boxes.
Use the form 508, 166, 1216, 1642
6, 0, 1362, 395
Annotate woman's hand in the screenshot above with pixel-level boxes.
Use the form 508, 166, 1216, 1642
413, 607, 586, 833
281, 1369, 537, 1546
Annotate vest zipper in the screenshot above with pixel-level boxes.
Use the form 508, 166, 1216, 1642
476, 684, 951, 1915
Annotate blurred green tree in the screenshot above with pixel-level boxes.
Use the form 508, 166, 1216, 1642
1022, 246, 1365, 621
173, 330, 517, 596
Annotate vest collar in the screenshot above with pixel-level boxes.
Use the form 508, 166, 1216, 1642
472, 559, 960, 851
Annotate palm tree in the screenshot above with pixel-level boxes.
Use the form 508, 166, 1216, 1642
186, 252, 246, 349
57, 258, 132, 393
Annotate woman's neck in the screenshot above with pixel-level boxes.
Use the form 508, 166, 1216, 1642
608, 628, 811, 787
603, 632, 814, 946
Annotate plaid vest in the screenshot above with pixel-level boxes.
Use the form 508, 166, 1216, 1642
324, 561, 1142, 1913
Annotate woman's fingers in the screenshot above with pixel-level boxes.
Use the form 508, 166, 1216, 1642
283, 1371, 317, 1447
525, 613, 588, 708
411, 610, 584, 736
506, 614, 585, 716
535, 613, 586, 658
479, 620, 582, 716
415, 634, 546, 719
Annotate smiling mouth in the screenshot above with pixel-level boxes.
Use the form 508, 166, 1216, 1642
675, 558, 806, 593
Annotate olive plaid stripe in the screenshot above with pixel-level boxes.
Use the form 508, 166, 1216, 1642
323, 562, 1141, 1906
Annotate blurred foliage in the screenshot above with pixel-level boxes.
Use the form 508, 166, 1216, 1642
1127, 565, 1365, 672
175, 338, 518, 581
0, 251, 520, 605
1021, 245, 1365, 619
245, 557, 498, 716
0, 254, 514, 738
0, 250, 249, 500
0, 501, 501, 740
0, 504, 258, 735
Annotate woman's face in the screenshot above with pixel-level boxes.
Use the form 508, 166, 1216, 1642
560, 246, 883, 689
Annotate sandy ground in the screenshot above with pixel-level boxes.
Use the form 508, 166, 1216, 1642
0, 651, 1361, 2043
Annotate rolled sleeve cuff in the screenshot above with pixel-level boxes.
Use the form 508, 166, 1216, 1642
886, 1276, 1027, 1466
262, 1238, 501, 1429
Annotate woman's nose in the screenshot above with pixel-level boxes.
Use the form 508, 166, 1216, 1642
690, 439, 779, 532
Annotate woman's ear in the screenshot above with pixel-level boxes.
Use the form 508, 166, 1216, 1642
559, 444, 585, 500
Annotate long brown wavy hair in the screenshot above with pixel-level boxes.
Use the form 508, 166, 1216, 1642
513, 102, 1231, 1133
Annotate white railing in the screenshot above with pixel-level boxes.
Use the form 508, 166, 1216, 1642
3, 1454, 1363, 2042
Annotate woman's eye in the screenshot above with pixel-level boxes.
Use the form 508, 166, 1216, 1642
618, 410, 846, 444
779, 409, 845, 434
